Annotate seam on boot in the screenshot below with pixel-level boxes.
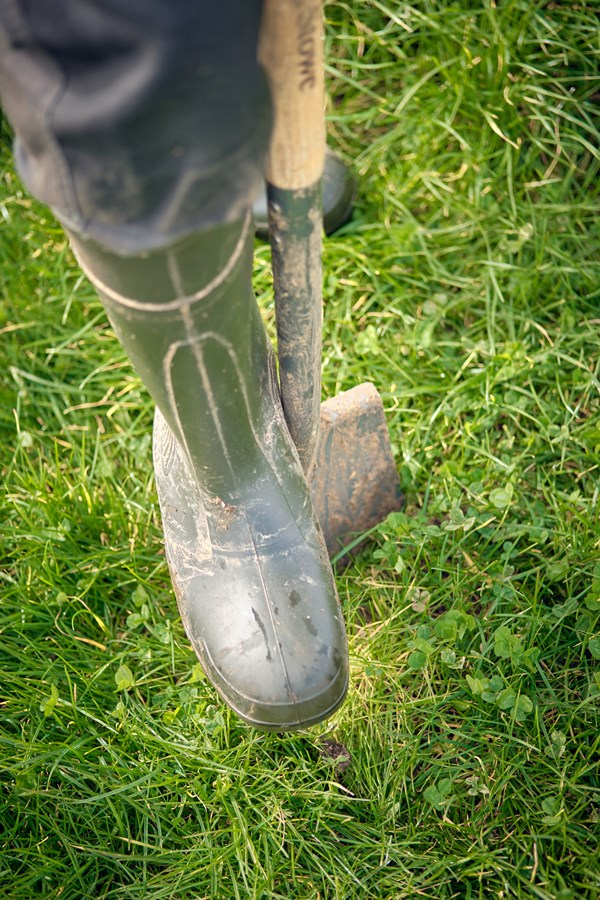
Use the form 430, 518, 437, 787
71, 211, 251, 313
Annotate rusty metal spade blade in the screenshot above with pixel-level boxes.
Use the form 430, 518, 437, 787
309, 382, 401, 560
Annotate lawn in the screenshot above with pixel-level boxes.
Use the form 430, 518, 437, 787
1, 2, 599, 898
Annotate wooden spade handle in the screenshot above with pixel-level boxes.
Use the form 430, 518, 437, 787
259, 0, 325, 190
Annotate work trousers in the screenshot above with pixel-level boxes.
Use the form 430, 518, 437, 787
0, 0, 272, 253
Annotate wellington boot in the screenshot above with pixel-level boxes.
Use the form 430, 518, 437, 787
70, 215, 348, 730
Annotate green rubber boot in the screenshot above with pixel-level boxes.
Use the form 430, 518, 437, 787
70, 214, 348, 730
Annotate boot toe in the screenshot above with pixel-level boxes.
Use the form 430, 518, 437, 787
154, 408, 349, 730
182, 552, 348, 730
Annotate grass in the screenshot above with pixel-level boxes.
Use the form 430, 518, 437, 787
1, 1, 599, 897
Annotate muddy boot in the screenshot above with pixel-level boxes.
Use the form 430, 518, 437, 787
70, 214, 348, 730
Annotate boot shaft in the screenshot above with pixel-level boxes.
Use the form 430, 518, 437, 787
71, 216, 279, 499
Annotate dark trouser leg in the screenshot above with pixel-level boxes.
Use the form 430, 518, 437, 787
0, 0, 272, 250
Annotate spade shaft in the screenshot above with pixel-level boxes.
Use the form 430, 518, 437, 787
259, 0, 324, 473
260, 0, 402, 555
